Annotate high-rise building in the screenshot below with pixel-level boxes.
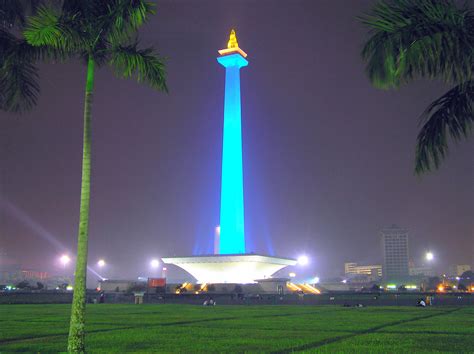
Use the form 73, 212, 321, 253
381, 225, 409, 282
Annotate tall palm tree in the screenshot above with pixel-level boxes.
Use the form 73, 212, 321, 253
360, 0, 473, 174
0, 0, 45, 112
24, 1, 167, 351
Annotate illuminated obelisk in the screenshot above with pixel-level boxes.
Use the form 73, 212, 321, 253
217, 30, 248, 254
162, 31, 297, 284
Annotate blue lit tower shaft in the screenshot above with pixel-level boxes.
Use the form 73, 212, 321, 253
217, 53, 248, 254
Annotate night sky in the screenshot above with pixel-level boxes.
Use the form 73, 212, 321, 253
1, 0, 472, 282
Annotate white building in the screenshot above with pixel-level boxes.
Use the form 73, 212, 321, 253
381, 225, 409, 281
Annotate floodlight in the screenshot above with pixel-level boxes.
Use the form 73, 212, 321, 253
297, 255, 309, 266
60, 255, 71, 266
425, 252, 434, 261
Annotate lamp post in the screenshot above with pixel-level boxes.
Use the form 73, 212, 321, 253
150, 259, 160, 269
60, 254, 71, 268
297, 255, 309, 266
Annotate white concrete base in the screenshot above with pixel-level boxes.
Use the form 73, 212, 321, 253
162, 254, 297, 284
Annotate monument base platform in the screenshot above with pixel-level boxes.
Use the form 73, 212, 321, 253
162, 253, 297, 284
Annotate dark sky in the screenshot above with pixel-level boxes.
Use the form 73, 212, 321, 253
1, 0, 472, 282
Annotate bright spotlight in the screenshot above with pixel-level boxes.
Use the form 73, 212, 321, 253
150, 259, 160, 268
297, 255, 309, 266
60, 255, 71, 266
97, 259, 106, 267
425, 252, 434, 261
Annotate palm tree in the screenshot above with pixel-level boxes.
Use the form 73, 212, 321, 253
0, 0, 46, 112
24, 1, 167, 351
360, 0, 473, 174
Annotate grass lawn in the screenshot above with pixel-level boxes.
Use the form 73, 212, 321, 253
1, 304, 473, 352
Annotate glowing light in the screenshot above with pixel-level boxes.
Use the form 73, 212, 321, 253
97, 259, 105, 267
437, 285, 444, 292
425, 252, 434, 261
289, 272, 296, 278
217, 36, 248, 255
313, 276, 320, 284
287, 282, 302, 292
66, 285, 73, 291
341, 279, 347, 284
150, 259, 160, 268
386, 284, 396, 289
297, 255, 309, 266
301, 283, 321, 294
60, 255, 71, 266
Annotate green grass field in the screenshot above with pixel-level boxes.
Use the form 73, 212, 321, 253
1, 304, 473, 352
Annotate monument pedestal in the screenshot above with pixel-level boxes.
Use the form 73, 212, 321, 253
162, 254, 297, 284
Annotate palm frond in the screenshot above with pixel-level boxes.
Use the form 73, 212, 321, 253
415, 80, 473, 173
360, 0, 474, 88
0, 0, 25, 28
102, 0, 155, 45
24, 6, 84, 51
0, 51, 40, 113
109, 42, 167, 91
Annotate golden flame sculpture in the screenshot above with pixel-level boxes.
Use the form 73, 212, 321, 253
227, 29, 239, 49
218, 29, 247, 58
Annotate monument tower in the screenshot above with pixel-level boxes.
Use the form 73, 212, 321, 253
217, 29, 248, 254
162, 30, 296, 284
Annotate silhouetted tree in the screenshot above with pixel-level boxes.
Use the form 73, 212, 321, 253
0, 0, 51, 112
16, 280, 30, 289
371, 284, 381, 292
427, 276, 441, 291
459, 271, 474, 287
360, 0, 473, 174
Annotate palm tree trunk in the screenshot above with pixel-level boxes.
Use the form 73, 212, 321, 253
67, 55, 95, 353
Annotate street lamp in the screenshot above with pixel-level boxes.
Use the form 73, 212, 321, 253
297, 255, 309, 266
425, 252, 434, 261
60, 255, 71, 267
97, 259, 106, 267
150, 259, 160, 268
